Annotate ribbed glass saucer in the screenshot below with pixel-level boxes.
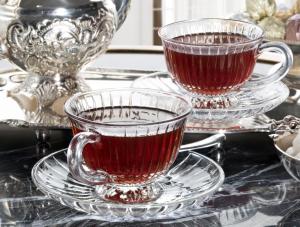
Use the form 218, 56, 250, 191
31, 149, 224, 222
131, 72, 289, 131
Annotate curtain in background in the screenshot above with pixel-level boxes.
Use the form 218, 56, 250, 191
162, 0, 245, 25
113, 0, 246, 46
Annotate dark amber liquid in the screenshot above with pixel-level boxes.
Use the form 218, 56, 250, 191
72, 107, 185, 184
164, 33, 257, 95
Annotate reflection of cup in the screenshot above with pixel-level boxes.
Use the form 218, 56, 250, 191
65, 88, 192, 203
159, 19, 293, 96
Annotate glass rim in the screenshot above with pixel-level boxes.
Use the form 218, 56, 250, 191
158, 18, 265, 47
64, 88, 192, 127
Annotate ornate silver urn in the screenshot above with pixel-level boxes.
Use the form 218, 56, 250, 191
0, 0, 130, 107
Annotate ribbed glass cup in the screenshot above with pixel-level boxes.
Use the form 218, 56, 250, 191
64, 88, 192, 203
159, 18, 293, 108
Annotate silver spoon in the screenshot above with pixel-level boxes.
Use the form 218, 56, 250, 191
178, 115, 300, 153
180, 133, 226, 152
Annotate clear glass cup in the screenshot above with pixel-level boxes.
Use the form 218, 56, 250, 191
159, 18, 293, 106
64, 88, 192, 203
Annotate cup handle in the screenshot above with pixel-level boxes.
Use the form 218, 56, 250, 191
245, 41, 293, 89
67, 131, 109, 185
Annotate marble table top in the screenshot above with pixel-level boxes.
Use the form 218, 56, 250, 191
0, 50, 300, 226
0, 101, 299, 226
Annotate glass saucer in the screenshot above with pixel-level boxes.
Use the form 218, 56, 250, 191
31, 149, 224, 222
131, 72, 289, 130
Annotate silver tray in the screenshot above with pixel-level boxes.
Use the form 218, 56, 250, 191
0, 48, 293, 133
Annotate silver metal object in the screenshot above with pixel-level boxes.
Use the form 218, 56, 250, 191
0, 77, 6, 87
270, 115, 300, 135
272, 115, 300, 181
0, 0, 131, 106
0, 67, 152, 129
180, 133, 226, 152
0, 66, 291, 133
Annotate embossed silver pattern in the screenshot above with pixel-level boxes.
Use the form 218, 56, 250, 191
6, 1, 117, 77
0, 0, 131, 107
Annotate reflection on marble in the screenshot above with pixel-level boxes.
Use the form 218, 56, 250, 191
4, 162, 300, 226
2, 123, 300, 226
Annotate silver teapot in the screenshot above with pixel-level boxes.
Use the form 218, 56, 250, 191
0, 0, 130, 117
0, 0, 130, 78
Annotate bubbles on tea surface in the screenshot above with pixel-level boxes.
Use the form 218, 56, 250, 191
173, 33, 251, 45
78, 106, 178, 125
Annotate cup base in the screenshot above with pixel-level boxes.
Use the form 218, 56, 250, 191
190, 92, 239, 109
95, 182, 163, 204
32, 149, 224, 221
132, 72, 289, 124
173, 80, 240, 109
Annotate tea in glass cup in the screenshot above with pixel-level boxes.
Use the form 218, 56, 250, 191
65, 88, 192, 203
159, 19, 293, 102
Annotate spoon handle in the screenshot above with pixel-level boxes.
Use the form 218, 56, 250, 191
179, 133, 226, 152
270, 115, 300, 136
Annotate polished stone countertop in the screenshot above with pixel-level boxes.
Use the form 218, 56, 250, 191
1, 51, 300, 226
0, 101, 299, 226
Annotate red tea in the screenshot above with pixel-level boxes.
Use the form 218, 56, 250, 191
164, 33, 257, 95
72, 107, 185, 184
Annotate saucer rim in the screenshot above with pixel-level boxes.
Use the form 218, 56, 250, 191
146, 71, 285, 92
131, 71, 289, 113
31, 148, 225, 209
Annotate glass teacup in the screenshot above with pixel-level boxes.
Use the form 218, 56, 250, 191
159, 18, 293, 108
65, 88, 192, 203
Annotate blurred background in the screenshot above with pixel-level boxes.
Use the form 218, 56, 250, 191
112, 0, 245, 46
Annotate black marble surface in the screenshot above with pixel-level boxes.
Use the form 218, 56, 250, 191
0, 101, 300, 226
